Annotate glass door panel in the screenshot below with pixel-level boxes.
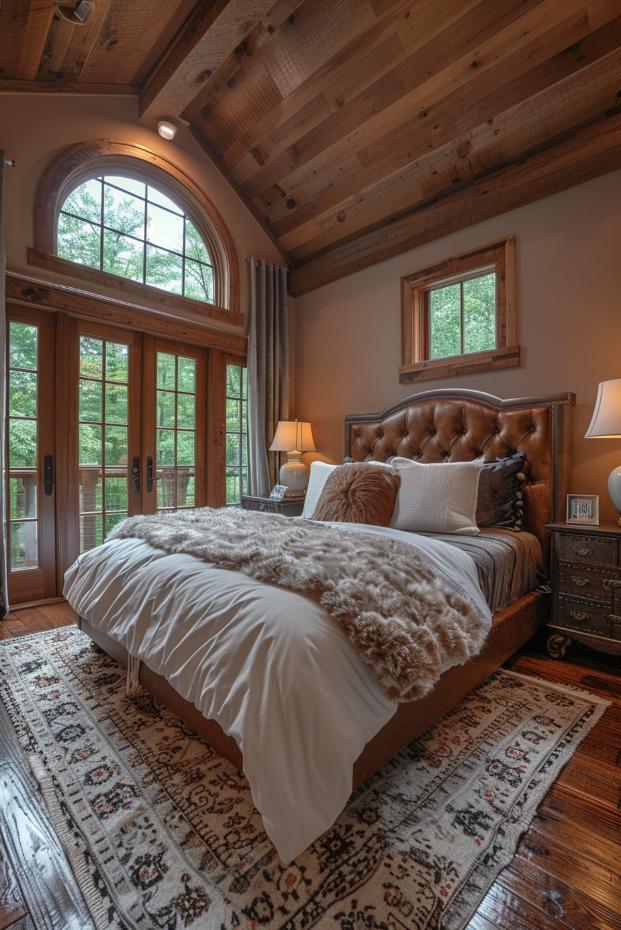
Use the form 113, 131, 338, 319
77, 326, 139, 553
143, 337, 206, 514
225, 363, 249, 504
6, 309, 56, 602
156, 351, 197, 511
8, 322, 39, 569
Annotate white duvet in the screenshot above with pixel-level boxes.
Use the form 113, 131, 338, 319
63, 522, 491, 863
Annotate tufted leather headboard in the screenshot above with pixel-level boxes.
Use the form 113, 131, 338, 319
345, 389, 575, 563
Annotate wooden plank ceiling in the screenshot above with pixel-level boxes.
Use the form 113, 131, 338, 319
2, 0, 621, 295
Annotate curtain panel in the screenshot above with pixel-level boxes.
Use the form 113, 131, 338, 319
247, 259, 289, 496
0, 154, 8, 618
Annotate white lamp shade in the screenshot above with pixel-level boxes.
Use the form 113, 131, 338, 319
270, 420, 316, 452
585, 379, 621, 438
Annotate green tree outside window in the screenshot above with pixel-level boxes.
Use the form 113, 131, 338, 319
57, 176, 215, 303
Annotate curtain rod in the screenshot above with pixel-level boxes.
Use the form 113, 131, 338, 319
4, 158, 15, 167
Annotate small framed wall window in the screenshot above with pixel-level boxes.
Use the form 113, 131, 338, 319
400, 237, 519, 382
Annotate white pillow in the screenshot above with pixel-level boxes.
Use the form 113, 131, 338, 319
389, 457, 483, 535
303, 461, 337, 518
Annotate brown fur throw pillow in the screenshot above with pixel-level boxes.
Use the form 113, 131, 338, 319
312, 463, 400, 525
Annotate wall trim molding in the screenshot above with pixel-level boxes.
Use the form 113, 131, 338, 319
6, 270, 247, 356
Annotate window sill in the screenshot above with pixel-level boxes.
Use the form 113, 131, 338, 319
27, 248, 244, 329
399, 345, 520, 383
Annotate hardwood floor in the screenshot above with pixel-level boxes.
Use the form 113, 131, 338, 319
0, 603, 619, 930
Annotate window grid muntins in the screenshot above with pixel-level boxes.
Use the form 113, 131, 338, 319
156, 352, 197, 513
225, 364, 248, 505
428, 271, 497, 361
7, 322, 39, 571
78, 336, 130, 553
58, 176, 215, 304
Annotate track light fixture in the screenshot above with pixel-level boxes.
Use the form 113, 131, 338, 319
56, 2, 95, 26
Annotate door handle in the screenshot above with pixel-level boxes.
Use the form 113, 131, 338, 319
44, 454, 54, 495
146, 455, 154, 493
131, 456, 140, 493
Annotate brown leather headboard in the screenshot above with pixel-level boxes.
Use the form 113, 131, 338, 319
345, 389, 575, 561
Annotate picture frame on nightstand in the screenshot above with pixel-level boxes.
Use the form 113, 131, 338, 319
566, 494, 600, 526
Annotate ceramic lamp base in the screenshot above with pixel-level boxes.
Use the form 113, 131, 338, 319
608, 464, 621, 526
279, 451, 308, 495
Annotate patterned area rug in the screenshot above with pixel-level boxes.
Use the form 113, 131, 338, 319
0, 628, 608, 930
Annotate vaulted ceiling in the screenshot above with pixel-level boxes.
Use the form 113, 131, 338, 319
2, 0, 621, 296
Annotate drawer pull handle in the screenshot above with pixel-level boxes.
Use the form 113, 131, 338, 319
603, 579, 621, 591
569, 610, 588, 622
570, 576, 589, 587
572, 545, 592, 557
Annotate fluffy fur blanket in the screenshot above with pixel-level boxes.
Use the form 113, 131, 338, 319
109, 508, 488, 702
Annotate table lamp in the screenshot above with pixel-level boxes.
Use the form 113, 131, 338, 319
585, 378, 621, 525
270, 420, 316, 496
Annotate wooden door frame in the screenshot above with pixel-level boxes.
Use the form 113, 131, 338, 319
5, 304, 57, 602
5, 290, 243, 600
217, 353, 248, 507
56, 317, 144, 589
142, 335, 208, 513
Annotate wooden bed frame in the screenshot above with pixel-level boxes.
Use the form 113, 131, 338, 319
80, 388, 575, 791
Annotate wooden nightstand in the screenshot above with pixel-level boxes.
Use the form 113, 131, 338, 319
241, 495, 305, 517
546, 521, 621, 658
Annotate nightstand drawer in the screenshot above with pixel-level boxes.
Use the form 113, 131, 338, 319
559, 563, 621, 603
241, 495, 304, 517
557, 595, 612, 637
559, 534, 618, 566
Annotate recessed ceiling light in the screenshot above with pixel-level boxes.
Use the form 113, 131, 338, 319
57, 1, 95, 25
157, 120, 177, 141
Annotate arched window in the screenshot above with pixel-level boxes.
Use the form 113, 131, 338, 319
58, 175, 215, 303
31, 141, 241, 325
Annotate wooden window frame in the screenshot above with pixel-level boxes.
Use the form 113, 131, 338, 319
5, 305, 57, 602
400, 237, 519, 383
30, 140, 242, 328
5, 281, 247, 597
223, 360, 249, 506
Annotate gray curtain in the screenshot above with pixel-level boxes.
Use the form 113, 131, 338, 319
0, 154, 8, 618
247, 258, 289, 496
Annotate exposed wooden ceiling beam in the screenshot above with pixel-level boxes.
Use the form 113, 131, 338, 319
288, 109, 621, 296
15, 0, 55, 81
47, 0, 113, 82
189, 123, 292, 267
139, 0, 278, 125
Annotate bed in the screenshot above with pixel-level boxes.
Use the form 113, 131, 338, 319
65, 388, 575, 862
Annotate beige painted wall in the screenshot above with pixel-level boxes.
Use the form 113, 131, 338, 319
0, 92, 285, 335
295, 170, 621, 522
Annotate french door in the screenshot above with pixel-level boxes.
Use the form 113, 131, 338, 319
4, 308, 233, 606
5, 308, 57, 603
76, 320, 143, 553
142, 335, 207, 515
74, 327, 209, 552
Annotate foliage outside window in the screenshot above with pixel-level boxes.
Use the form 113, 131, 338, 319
155, 351, 197, 513
78, 335, 130, 552
428, 272, 496, 359
57, 175, 215, 303
400, 238, 519, 383
225, 364, 248, 504
7, 322, 39, 570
